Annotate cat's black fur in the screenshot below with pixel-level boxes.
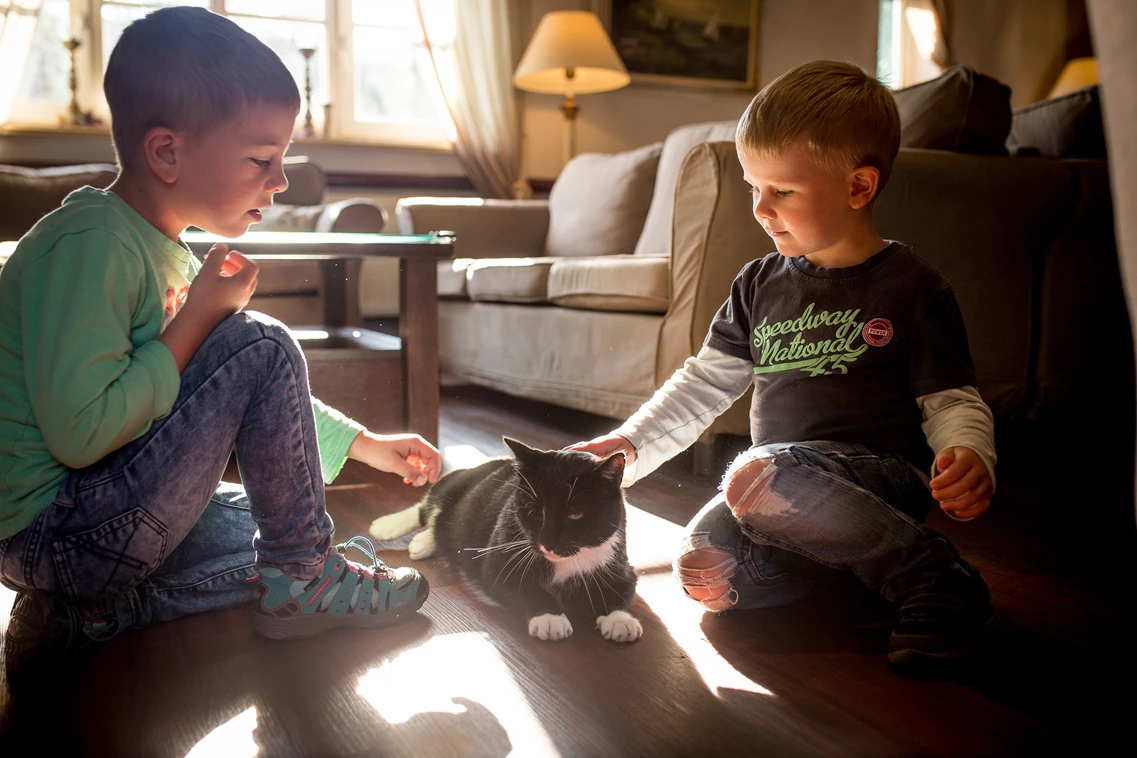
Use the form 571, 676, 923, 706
371, 437, 640, 641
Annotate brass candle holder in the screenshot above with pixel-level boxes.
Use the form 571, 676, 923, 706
61, 36, 96, 126
298, 46, 316, 138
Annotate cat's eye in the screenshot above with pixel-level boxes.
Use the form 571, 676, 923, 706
567, 509, 583, 521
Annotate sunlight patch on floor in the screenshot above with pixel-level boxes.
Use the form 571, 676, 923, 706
636, 573, 775, 700
357, 631, 558, 755
184, 706, 258, 758
623, 504, 775, 700
443, 444, 492, 470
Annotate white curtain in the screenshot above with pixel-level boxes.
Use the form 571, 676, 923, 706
414, 0, 521, 199
900, 0, 951, 86
0, 0, 42, 125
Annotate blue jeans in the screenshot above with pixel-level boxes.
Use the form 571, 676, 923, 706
0, 312, 334, 633
675, 441, 960, 611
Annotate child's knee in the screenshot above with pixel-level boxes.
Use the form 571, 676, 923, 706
722, 453, 776, 519
675, 538, 739, 612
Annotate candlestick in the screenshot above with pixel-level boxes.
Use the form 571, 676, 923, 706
298, 47, 316, 138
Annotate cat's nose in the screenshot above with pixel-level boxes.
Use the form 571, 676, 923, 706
539, 545, 557, 558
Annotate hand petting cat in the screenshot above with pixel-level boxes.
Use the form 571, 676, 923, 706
565, 433, 637, 465
347, 430, 442, 486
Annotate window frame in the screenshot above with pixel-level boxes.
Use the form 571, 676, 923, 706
9, 0, 452, 149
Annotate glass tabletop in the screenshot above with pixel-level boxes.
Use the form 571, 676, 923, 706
181, 230, 455, 260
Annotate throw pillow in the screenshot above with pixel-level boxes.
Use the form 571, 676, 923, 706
0, 163, 118, 241
1005, 84, 1106, 159
893, 65, 1013, 155
545, 141, 663, 258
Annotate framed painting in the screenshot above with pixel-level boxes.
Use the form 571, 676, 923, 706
593, 0, 761, 90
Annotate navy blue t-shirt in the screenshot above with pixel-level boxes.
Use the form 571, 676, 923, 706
705, 242, 977, 470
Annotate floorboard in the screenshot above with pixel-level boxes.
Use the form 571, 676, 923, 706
0, 383, 1132, 757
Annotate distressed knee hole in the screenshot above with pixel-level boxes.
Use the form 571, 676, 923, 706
676, 544, 738, 611
723, 456, 776, 517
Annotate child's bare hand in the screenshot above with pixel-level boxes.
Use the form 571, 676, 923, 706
349, 431, 442, 486
929, 446, 992, 521
565, 433, 636, 466
185, 243, 259, 321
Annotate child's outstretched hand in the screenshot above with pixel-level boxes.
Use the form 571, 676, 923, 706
565, 433, 637, 466
929, 446, 992, 521
185, 243, 259, 322
348, 431, 442, 487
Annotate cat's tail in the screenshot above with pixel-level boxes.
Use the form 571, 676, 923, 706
369, 502, 425, 541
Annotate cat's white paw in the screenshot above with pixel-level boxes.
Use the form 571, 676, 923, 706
407, 528, 436, 560
528, 613, 573, 641
369, 505, 421, 541
596, 610, 642, 642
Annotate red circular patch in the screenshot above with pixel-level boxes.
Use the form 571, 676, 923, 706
863, 318, 893, 347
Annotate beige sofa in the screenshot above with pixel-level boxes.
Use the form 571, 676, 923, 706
397, 116, 1127, 449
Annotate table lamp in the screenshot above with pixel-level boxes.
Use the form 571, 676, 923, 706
513, 10, 630, 166
1048, 57, 1098, 99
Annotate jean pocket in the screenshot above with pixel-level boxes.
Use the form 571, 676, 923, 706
51, 508, 169, 603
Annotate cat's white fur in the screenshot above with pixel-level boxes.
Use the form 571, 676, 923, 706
369, 504, 421, 541
408, 528, 436, 560
549, 533, 620, 584
529, 613, 573, 640
596, 610, 643, 642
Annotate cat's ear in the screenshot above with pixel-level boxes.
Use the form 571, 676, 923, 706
503, 437, 541, 462
597, 452, 626, 484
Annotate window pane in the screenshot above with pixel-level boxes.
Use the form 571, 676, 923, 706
101, 3, 150, 69
353, 0, 419, 29
107, 1, 207, 5
230, 17, 327, 115
225, 0, 324, 22
15, 0, 70, 105
353, 26, 441, 124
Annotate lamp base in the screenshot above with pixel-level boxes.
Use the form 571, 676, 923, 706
561, 96, 578, 166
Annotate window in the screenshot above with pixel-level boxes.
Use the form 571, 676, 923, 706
6, 0, 454, 148
876, 0, 942, 90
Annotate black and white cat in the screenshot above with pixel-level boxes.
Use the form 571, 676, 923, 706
369, 438, 642, 643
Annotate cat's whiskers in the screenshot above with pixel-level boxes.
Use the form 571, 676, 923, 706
516, 471, 539, 503
494, 544, 537, 588
566, 476, 580, 503
465, 540, 529, 559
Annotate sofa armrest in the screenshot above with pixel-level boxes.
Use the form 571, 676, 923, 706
658, 141, 768, 383
396, 197, 549, 259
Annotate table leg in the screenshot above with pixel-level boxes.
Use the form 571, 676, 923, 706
319, 259, 363, 328
400, 257, 440, 446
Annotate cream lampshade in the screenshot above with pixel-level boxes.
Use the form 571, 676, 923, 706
513, 10, 630, 165
1048, 57, 1098, 99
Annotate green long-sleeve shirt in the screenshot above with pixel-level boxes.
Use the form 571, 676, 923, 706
0, 187, 362, 540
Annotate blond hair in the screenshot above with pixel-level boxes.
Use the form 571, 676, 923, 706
104, 7, 301, 169
736, 61, 901, 188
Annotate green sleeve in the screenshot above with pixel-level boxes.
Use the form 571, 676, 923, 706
23, 231, 179, 468
312, 396, 364, 484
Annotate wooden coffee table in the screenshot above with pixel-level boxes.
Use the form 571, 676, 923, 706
183, 230, 455, 445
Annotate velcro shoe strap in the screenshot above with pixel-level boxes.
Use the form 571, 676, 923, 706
327, 567, 361, 617
297, 555, 348, 614
352, 574, 376, 615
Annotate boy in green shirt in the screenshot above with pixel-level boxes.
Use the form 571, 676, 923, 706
0, 6, 439, 674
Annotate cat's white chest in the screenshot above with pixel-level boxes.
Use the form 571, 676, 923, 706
549, 534, 619, 584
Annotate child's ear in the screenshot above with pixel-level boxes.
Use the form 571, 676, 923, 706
142, 127, 181, 184
848, 165, 881, 210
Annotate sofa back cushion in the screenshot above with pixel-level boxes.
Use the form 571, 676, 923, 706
1006, 84, 1106, 159
633, 120, 738, 258
545, 141, 662, 258
893, 65, 1013, 155
0, 163, 118, 241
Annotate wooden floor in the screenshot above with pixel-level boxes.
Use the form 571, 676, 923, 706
1, 383, 1133, 757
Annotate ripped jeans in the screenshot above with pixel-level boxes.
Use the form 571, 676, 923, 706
675, 440, 959, 612
0, 312, 334, 633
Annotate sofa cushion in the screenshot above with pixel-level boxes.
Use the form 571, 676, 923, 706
1006, 84, 1106, 159
894, 65, 1012, 154
547, 256, 670, 313
0, 163, 118, 240
466, 258, 556, 303
545, 142, 662, 259
634, 120, 738, 258
438, 259, 472, 299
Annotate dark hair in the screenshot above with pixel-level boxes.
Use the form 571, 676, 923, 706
736, 60, 902, 189
104, 6, 301, 168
